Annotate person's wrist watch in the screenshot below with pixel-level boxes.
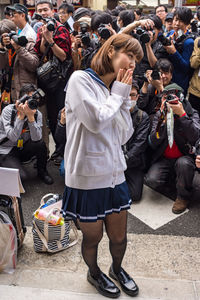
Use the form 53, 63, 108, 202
49, 42, 55, 48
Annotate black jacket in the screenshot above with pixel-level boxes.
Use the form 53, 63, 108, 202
123, 105, 150, 169
137, 84, 161, 116
54, 110, 66, 155
149, 100, 200, 164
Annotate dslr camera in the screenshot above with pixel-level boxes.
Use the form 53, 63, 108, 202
157, 33, 171, 46
190, 19, 200, 35
34, 13, 56, 31
18, 88, 45, 110
79, 22, 91, 47
3, 31, 28, 49
136, 26, 155, 44
97, 24, 111, 40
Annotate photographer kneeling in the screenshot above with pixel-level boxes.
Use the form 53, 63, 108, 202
137, 58, 173, 118
145, 83, 200, 214
0, 84, 53, 185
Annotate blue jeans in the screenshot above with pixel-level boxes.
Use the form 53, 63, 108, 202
59, 159, 65, 178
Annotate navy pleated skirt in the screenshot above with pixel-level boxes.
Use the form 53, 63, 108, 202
61, 181, 132, 222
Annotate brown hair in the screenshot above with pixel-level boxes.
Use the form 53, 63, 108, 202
91, 33, 143, 76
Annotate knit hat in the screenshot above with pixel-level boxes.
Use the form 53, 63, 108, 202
163, 83, 184, 93
163, 83, 184, 101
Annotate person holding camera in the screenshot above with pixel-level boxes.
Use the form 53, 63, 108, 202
137, 58, 173, 118
0, 19, 17, 110
0, 83, 53, 185
34, 0, 72, 162
145, 83, 200, 214
0, 5, 39, 102
122, 15, 168, 88
8, 4, 36, 42
148, 7, 194, 95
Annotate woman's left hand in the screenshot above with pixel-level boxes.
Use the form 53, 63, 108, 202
117, 68, 133, 85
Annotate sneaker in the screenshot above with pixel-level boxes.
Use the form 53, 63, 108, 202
172, 197, 188, 214
38, 170, 54, 185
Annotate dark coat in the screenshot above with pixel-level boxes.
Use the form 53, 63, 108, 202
148, 100, 200, 164
123, 105, 150, 170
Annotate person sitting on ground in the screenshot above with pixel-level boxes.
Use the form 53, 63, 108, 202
145, 83, 200, 214
123, 81, 150, 202
0, 83, 53, 185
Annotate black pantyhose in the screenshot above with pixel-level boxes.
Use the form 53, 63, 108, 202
105, 210, 127, 274
78, 220, 103, 279
77, 211, 128, 278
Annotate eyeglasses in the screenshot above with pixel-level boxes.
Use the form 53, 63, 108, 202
156, 9, 166, 13
58, 11, 68, 15
130, 93, 138, 97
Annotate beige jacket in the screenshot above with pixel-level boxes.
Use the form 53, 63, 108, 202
0, 39, 39, 100
189, 37, 200, 98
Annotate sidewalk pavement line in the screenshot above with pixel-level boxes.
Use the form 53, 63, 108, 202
193, 281, 199, 300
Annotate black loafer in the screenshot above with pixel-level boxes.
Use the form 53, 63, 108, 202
109, 265, 139, 297
87, 270, 120, 298
38, 170, 54, 185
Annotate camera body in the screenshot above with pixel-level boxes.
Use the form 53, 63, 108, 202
34, 13, 56, 31
157, 33, 171, 46
79, 22, 91, 47
5, 31, 28, 49
136, 27, 155, 44
165, 94, 179, 104
97, 24, 111, 40
18, 88, 45, 110
190, 20, 200, 35
151, 69, 161, 80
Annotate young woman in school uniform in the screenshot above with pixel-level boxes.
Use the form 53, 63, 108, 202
62, 33, 143, 298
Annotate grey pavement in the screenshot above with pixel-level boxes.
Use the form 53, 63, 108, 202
0, 227, 200, 300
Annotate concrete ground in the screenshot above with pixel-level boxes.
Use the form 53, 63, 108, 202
0, 227, 200, 300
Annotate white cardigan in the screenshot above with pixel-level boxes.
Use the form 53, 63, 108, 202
64, 70, 134, 190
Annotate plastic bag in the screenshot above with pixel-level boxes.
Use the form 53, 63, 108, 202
0, 211, 17, 274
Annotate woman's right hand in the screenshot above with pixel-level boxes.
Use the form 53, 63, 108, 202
116, 69, 133, 85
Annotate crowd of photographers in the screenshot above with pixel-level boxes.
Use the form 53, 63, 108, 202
0, 1, 200, 213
